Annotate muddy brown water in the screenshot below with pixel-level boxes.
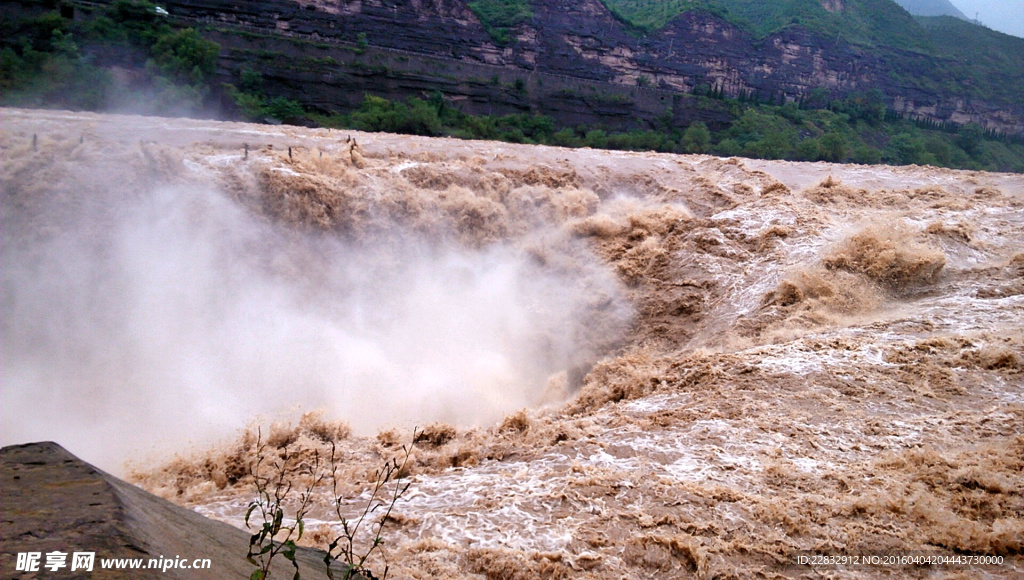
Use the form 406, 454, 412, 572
2, 108, 1022, 578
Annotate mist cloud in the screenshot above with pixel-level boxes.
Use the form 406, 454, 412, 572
1, 182, 629, 473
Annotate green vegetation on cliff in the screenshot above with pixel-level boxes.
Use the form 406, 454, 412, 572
594, 0, 1024, 108
467, 0, 533, 45
227, 77, 1023, 172
600, 0, 928, 49
914, 16, 1024, 105
600, 0, 697, 31
0, 0, 219, 112
894, 0, 965, 18
464, 0, 1023, 111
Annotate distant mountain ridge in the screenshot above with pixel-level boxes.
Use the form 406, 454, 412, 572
893, 0, 967, 19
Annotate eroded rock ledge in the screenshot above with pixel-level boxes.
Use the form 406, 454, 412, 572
0, 442, 342, 579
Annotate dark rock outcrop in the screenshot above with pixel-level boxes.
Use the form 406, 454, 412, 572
73, 0, 1024, 133
0, 442, 344, 579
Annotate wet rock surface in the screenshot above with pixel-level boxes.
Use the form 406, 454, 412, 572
0, 442, 344, 579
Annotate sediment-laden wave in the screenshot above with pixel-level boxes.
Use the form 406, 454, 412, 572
2, 108, 1021, 578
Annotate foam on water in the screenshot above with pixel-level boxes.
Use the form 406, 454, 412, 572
4, 109, 1023, 578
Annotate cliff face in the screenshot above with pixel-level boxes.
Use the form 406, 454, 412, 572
159, 0, 1023, 133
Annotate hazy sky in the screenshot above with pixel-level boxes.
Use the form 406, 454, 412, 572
949, 0, 1024, 38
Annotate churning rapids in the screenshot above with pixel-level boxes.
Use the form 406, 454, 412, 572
2, 108, 1022, 578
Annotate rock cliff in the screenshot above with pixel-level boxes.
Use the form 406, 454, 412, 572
94, 0, 1024, 132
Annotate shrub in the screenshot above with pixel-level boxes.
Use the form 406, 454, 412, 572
682, 121, 710, 153
467, 0, 533, 45
245, 427, 418, 580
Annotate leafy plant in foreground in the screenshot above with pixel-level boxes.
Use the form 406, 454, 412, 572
245, 429, 327, 580
245, 427, 417, 579
323, 429, 417, 580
